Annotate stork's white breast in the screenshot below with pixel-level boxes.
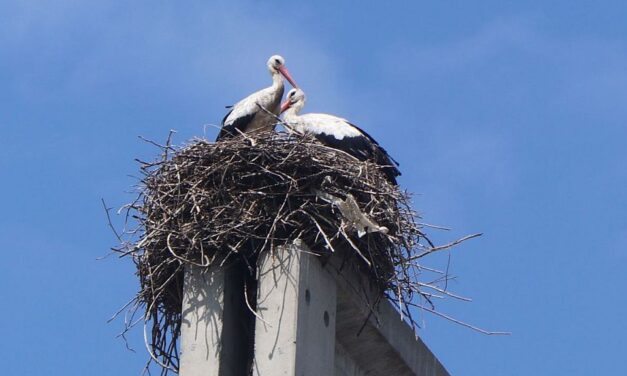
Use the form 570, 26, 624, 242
225, 86, 280, 126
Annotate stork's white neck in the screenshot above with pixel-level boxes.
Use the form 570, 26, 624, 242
283, 100, 305, 121
270, 69, 284, 89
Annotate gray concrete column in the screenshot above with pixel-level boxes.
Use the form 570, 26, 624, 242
179, 264, 252, 376
253, 242, 337, 376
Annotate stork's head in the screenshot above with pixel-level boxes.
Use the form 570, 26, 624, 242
267, 55, 298, 88
280, 88, 306, 113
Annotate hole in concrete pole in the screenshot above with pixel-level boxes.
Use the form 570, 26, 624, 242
323, 311, 329, 327
305, 289, 311, 304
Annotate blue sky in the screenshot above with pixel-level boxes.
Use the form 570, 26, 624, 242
1, 1, 626, 375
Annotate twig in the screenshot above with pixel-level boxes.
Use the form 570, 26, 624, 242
419, 306, 511, 335
408, 233, 482, 261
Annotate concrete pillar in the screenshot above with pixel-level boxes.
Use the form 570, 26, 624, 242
178, 246, 449, 376
328, 253, 450, 376
253, 242, 337, 376
179, 264, 253, 376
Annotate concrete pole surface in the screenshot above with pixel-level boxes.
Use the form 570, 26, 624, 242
328, 251, 450, 376
178, 244, 449, 376
179, 264, 252, 376
253, 241, 337, 376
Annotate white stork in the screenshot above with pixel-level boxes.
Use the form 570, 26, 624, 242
281, 88, 401, 185
216, 55, 298, 141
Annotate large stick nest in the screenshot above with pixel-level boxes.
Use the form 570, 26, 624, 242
112, 131, 467, 374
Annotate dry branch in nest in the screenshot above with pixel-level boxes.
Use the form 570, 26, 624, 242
111, 131, 483, 375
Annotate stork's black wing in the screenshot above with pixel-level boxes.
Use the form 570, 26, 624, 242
347, 123, 401, 184
216, 111, 256, 141
314, 127, 401, 185
346, 123, 400, 165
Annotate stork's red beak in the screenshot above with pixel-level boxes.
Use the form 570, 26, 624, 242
280, 100, 292, 113
278, 66, 298, 88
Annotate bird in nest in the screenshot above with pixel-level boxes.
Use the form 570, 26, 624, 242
280, 88, 401, 185
216, 55, 298, 141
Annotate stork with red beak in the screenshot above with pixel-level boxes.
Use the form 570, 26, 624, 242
281, 88, 401, 185
216, 55, 298, 141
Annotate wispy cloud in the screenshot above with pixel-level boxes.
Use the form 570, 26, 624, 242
381, 15, 627, 120
385, 17, 542, 76
423, 130, 515, 193
0, 1, 346, 115
371, 15, 627, 186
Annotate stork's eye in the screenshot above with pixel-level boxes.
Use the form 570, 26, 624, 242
274, 58, 281, 65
